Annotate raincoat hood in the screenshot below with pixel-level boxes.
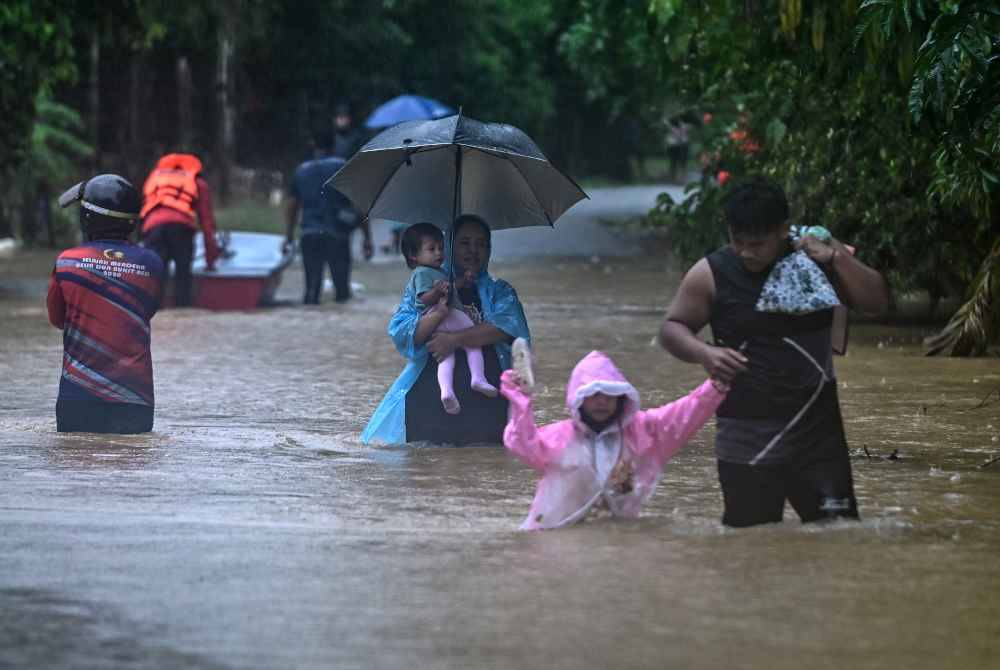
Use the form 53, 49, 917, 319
443, 215, 492, 279
566, 351, 640, 429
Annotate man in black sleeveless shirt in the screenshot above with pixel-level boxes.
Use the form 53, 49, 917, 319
659, 179, 889, 527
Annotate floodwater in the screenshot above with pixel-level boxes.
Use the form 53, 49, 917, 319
2, 228, 999, 669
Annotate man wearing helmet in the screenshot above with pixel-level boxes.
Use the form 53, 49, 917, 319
140, 153, 219, 307
47, 174, 165, 433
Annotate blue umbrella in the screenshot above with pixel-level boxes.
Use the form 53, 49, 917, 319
363, 95, 454, 130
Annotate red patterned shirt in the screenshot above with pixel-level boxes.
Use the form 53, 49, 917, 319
47, 241, 164, 406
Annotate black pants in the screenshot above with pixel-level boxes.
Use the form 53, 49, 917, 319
56, 398, 153, 434
144, 223, 195, 307
301, 233, 351, 304
717, 449, 859, 527
405, 347, 507, 446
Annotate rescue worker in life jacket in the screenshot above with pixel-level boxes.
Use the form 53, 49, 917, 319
140, 153, 219, 306
48, 175, 165, 433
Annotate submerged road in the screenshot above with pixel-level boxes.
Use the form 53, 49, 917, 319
2, 183, 999, 669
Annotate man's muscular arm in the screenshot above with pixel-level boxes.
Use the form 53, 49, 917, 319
659, 258, 749, 383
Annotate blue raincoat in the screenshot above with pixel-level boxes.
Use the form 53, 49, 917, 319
361, 254, 530, 445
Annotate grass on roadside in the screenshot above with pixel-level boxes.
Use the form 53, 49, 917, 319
215, 199, 285, 235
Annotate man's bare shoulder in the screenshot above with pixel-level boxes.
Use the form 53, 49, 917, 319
679, 257, 715, 296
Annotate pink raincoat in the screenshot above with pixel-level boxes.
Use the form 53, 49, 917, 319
500, 351, 725, 530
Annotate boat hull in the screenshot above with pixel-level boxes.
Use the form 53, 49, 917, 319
159, 231, 293, 310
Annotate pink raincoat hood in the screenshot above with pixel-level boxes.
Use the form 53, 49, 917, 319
500, 352, 725, 530
565, 351, 640, 428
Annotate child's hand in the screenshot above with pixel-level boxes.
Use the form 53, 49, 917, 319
428, 279, 450, 300
509, 370, 532, 391
500, 368, 532, 398
710, 377, 730, 393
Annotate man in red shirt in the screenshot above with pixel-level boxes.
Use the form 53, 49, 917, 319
49, 174, 165, 433
140, 153, 219, 306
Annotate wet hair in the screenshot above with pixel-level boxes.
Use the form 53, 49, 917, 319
723, 177, 789, 236
452, 214, 492, 247
401, 222, 443, 269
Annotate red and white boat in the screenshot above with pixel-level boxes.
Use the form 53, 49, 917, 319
164, 231, 293, 310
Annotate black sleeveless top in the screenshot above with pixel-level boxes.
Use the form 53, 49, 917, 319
708, 245, 834, 421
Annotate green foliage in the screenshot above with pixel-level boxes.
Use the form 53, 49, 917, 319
0, 1, 77, 237
27, 95, 93, 184
629, 0, 998, 353
0, 1, 75, 171
7, 94, 93, 246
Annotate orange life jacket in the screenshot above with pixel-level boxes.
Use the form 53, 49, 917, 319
140, 153, 203, 220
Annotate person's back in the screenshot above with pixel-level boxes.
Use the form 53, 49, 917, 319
49, 174, 164, 433
140, 153, 218, 306
290, 156, 350, 236
286, 150, 369, 304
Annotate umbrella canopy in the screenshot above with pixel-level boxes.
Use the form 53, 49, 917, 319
328, 114, 587, 231
364, 94, 454, 129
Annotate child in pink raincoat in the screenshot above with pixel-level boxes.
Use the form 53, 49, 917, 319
500, 348, 728, 530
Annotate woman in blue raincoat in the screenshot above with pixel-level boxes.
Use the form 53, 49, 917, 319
362, 215, 530, 445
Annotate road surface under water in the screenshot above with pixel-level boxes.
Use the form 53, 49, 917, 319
1, 221, 999, 669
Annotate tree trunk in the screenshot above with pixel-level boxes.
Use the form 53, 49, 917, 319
214, 6, 237, 205
88, 34, 100, 171
127, 53, 143, 183
177, 55, 193, 150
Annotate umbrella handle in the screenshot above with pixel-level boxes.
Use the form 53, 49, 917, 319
448, 145, 462, 303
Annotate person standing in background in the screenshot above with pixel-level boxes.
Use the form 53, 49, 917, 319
140, 153, 219, 307
284, 139, 373, 304
332, 103, 366, 160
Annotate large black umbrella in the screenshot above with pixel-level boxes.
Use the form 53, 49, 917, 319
326, 113, 587, 231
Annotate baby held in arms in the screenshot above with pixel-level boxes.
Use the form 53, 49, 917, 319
500, 339, 728, 530
400, 223, 498, 415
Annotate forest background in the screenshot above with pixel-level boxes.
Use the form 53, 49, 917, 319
2, 0, 997, 354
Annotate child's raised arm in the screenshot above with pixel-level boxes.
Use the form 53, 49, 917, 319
641, 379, 727, 464
500, 369, 556, 471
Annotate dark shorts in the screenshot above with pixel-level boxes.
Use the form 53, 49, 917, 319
716, 386, 859, 527
56, 398, 153, 434
717, 447, 859, 527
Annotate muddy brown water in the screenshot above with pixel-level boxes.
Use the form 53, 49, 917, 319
1, 248, 999, 669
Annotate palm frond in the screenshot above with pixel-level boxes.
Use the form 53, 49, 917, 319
925, 237, 1000, 356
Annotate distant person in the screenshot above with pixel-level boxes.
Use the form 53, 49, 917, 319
666, 118, 691, 183
362, 215, 530, 446
399, 222, 498, 414
140, 153, 219, 307
284, 141, 373, 304
659, 178, 889, 527
48, 174, 164, 433
332, 103, 365, 160
500, 345, 727, 530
